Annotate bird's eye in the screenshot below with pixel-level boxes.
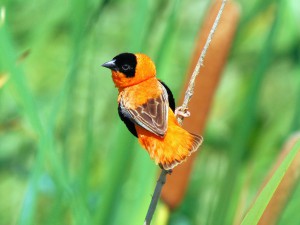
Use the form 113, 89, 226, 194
122, 64, 130, 71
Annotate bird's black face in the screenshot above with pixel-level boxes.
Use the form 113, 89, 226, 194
102, 53, 137, 78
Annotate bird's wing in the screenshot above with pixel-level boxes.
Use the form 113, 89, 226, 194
158, 80, 175, 112
119, 84, 169, 137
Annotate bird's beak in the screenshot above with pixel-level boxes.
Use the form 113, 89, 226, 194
102, 59, 117, 70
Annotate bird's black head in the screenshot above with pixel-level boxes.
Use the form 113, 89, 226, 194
102, 53, 137, 78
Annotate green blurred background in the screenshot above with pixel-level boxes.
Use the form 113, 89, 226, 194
0, 0, 300, 224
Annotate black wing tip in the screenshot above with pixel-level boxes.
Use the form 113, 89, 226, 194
118, 103, 138, 138
159, 80, 176, 112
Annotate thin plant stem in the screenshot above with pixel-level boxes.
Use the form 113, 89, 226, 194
178, 0, 227, 125
143, 0, 227, 224
144, 170, 168, 225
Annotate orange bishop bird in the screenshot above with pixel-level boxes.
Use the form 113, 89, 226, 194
102, 53, 203, 170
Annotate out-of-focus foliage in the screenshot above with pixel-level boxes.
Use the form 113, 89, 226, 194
0, 0, 299, 225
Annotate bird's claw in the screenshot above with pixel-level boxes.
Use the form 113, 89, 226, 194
165, 169, 173, 174
175, 106, 191, 118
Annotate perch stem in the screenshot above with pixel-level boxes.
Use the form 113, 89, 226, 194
178, 0, 227, 125
144, 169, 169, 225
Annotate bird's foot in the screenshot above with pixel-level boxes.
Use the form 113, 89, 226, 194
158, 164, 173, 174
165, 169, 173, 174
175, 106, 191, 118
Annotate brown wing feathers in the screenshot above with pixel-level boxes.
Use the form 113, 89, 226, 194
132, 95, 167, 137
119, 83, 169, 137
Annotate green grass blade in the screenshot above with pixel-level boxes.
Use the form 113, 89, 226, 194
0, 5, 89, 224
154, 0, 181, 72
211, 1, 282, 224
0, 23, 47, 225
241, 140, 300, 225
278, 180, 300, 225
110, 144, 157, 225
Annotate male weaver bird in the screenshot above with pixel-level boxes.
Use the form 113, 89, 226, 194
102, 53, 203, 170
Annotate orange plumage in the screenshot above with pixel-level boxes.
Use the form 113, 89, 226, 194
102, 53, 202, 170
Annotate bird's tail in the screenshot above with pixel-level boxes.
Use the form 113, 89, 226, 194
136, 111, 203, 171
158, 131, 203, 171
